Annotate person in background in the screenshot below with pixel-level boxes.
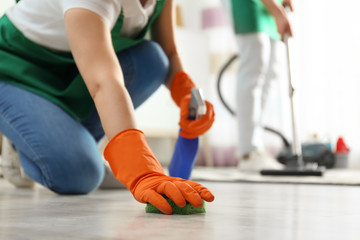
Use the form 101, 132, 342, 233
229, 0, 293, 171
0, 0, 215, 215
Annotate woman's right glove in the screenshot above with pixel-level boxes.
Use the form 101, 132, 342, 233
104, 129, 215, 214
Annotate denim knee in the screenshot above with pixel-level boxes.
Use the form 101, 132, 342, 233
47, 155, 105, 195
117, 40, 170, 108
139, 40, 170, 83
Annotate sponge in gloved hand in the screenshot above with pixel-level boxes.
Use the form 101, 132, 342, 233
146, 197, 206, 215
103, 128, 215, 215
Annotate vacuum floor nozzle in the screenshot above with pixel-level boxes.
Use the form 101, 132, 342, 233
261, 156, 326, 176
260, 168, 325, 176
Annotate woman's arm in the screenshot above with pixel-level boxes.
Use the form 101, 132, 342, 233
64, 7, 215, 215
261, 0, 293, 40
150, 0, 215, 139
150, 0, 183, 88
64, 8, 137, 140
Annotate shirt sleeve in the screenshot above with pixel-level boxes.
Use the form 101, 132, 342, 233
60, 0, 121, 29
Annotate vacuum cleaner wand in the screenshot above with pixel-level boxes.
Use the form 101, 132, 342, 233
285, 32, 303, 166
261, 8, 325, 176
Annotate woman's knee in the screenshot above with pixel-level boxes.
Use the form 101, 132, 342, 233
136, 40, 169, 80
46, 154, 104, 195
117, 40, 170, 108
118, 40, 169, 84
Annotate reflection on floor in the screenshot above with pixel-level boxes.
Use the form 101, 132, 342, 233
1, 175, 360, 240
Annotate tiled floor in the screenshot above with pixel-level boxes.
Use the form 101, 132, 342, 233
1, 176, 360, 240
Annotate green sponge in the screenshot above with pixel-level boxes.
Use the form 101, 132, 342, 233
145, 197, 206, 215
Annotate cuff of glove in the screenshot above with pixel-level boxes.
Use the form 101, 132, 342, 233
170, 72, 196, 107
104, 128, 165, 191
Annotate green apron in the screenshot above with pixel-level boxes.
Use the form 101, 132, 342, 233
231, 0, 283, 40
0, 0, 165, 120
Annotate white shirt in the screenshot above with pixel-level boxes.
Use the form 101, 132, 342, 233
120, 0, 156, 38
6, 0, 156, 52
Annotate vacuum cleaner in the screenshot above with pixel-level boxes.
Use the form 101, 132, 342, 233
217, 37, 333, 176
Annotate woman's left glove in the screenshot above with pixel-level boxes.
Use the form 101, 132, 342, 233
178, 95, 215, 138
104, 129, 215, 215
170, 72, 215, 139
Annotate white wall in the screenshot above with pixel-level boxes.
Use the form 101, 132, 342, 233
290, 0, 360, 167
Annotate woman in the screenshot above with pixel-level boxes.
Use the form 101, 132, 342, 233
0, 0, 215, 215
230, 0, 293, 171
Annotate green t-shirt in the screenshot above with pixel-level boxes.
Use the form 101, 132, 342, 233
231, 0, 283, 40
0, 0, 165, 121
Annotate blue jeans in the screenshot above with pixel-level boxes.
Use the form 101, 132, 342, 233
0, 40, 169, 194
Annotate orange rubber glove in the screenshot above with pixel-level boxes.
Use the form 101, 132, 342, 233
104, 129, 215, 214
170, 72, 215, 138
170, 72, 196, 107
179, 95, 215, 139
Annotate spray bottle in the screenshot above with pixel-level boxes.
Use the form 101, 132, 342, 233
168, 88, 206, 179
